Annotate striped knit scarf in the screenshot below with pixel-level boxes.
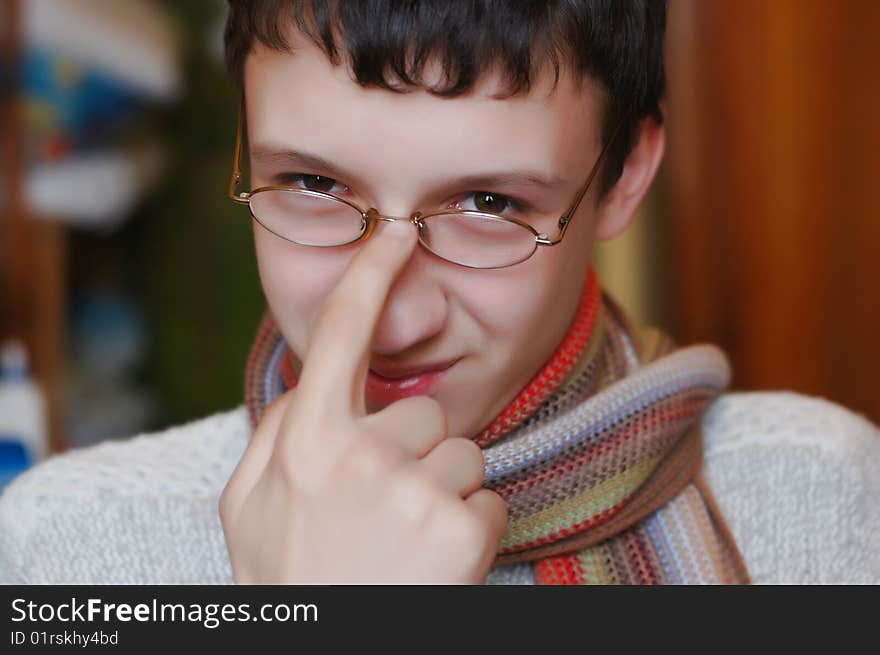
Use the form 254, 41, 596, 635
244, 267, 750, 585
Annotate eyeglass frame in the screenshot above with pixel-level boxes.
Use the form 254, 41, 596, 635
228, 97, 628, 269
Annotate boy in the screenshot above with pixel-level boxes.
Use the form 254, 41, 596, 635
1, 1, 878, 584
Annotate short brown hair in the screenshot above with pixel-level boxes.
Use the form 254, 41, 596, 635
224, 0, 667, 197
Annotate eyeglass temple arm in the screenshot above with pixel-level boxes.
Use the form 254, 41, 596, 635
229, 98, 250, 204
539, 114, 629, 246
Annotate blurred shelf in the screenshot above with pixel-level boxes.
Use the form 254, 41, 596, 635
1, 0, 181, 453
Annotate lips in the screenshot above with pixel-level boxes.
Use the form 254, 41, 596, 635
365, 358, 459, 406
368, 358, 459, 380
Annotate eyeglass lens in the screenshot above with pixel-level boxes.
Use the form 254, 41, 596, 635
248, 189, 538, 268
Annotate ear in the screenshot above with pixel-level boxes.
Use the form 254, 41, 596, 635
594, 110, 666, 241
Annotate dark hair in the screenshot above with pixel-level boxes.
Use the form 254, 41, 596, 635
224, 0, 666, 198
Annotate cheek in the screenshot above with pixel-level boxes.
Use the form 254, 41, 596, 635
477, 249, 592, 379
254, 227, 357, 354
457, 252, 572, 350
459, 200, 596, 338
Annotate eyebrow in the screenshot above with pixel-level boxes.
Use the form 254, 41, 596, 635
249, 145, 570, 193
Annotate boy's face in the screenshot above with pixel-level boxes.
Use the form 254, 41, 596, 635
244, 34, 612, 440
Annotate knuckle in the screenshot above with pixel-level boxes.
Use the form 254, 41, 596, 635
271, 434, 307, 480
390, 470, 439, 521
272, 410, 329, 463
270, 442, 331, 494
451, 437, 485, 467
434, 437, 484, 479
266, 450, 300, 488
448, 508, 489, 549
386, 395, 446, 436
340, 434, 398, 481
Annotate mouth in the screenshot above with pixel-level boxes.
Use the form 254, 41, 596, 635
368, 358, 460, 379
365, 358, 459, 405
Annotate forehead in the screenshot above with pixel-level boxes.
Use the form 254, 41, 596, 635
243, 32, 604, 188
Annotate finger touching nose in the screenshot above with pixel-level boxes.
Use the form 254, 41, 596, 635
295, 217, 419, 418
371, 252, 450, 357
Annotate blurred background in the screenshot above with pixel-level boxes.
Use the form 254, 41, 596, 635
1, 1, 878, 479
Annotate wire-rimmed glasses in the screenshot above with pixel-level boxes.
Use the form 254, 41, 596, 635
228, 105, 626, 269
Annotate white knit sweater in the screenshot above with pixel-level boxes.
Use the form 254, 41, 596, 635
1, 391, 878, 584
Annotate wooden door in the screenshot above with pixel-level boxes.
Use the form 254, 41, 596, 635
664, 0, 880, 424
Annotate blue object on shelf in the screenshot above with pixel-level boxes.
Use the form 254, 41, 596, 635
24, 47, 143, 160
0, 437, 32, 493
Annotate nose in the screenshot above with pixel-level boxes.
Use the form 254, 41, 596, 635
369, 233, 449, 357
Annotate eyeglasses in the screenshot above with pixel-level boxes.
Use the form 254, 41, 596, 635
228, 103, 626, 269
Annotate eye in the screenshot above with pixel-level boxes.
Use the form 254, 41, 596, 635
277, 173, 349, 195
455, 192, 523, 216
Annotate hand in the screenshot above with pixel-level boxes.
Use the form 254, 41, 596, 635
219, 219, 508, 583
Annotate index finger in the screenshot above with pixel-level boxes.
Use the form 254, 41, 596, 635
295, 218, 418, 418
